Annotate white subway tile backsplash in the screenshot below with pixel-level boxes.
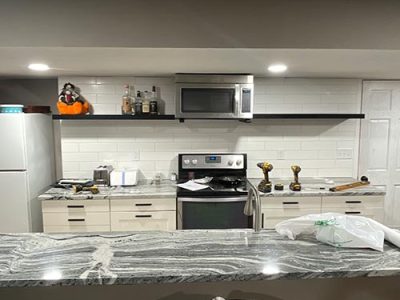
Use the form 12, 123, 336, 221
79, 143, 117, 152
61, 143, 79, 152
59, 77, 361, 179
140, 152, 177, 161
96, 94, 120, 104
63, 152, 99, 162
79, 162, 102, 171
92, 104, 119, 114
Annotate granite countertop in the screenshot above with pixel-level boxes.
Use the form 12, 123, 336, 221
248, 178, 386, 197
38, 180, 177, 201
38, 178, 385, 201
0, 229, 399, 288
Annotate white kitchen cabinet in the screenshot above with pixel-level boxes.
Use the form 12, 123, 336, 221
261, 195, 385, 229
321, 195, 384, 223
110, 198, 176, 231
42, 198, 177, 233
42, 200, 111, 233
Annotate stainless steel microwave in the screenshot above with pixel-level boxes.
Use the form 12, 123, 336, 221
175, 74, 254, 120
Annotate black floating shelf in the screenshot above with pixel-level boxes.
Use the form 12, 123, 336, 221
52, 113, 365, 121
253, 113, 365, 119
52, 114, 176, 120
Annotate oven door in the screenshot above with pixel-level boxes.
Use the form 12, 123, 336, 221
176, 84, 252, 119
177, 196, 252, 229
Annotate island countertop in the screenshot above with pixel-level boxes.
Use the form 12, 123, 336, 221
0, 229, 399, 288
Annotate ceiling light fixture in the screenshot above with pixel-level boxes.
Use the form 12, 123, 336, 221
267, 64, 287, 73
28, 63, 50, 71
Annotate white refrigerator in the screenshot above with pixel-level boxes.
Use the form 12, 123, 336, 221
0, 113, 55, 232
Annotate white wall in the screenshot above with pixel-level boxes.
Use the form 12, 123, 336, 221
58, 76, 362, 180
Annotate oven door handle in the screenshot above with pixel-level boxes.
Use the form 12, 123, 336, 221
178, 196, 248, 203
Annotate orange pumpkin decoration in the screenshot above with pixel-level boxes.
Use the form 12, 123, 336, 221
57, 82, 90, 115
57, 100, 89, 115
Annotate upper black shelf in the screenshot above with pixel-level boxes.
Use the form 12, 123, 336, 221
52, 114, 176, 120
52, 113, 365, 120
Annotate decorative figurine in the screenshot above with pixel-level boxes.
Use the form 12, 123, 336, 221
289, 165, 302, 191
57, 82, 90, 115
257, 161, 273, 193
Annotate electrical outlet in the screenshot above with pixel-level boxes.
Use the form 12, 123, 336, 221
336, 148, 353, 160
277, 150, 285, 160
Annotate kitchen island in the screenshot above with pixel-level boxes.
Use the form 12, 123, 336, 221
0, 229, 399, 300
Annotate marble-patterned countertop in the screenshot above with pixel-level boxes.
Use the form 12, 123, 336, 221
38, 180, 177, 200
0, 229, 399, 288
248, 178, 386, 197
38, 178, 385, 201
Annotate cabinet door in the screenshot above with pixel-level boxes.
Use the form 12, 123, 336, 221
111, 211, 176, 231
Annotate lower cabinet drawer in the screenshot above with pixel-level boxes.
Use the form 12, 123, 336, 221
111, 211, 176, 231
321, 207, 384, 223
42, 200, 109, 213
322, 196, 384, 209
43, 225, 110, 233
261, 196, 322, 209
42, 212, 110, 226
110, 198, 176, 212
262, 208, 321, 229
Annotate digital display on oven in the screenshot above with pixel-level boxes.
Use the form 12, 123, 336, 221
205, 156, 221, 163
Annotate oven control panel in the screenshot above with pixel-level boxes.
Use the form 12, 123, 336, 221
180, 154, 246, 169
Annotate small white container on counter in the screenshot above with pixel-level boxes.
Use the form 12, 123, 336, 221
110, 169, 138, 186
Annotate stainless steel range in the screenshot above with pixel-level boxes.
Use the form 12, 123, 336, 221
177, 153, 252, 229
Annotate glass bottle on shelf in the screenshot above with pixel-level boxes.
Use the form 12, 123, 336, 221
121, 84, 132, 115
150, 85, 158, 115
142, 91, 151, 114
134, 91, 143, 115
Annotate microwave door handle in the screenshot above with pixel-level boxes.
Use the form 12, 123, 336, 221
235, 85, 240, 115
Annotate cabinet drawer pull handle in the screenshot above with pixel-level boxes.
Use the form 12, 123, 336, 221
345, 201, 362, 204
135, 215, 152, 218
135, 203, 152, 206
345, 211, 361, 214
67, 205, 84, 208
283, 201, 299, 205
68, 218, 85, 222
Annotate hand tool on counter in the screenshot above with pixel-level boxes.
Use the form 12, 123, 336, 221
257, 161, 273, 193
72, 184, 99, 194
289, 165, 302, 191
329, 176, 369, 192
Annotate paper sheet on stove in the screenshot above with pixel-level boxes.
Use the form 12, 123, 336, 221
177, 180, 210, 191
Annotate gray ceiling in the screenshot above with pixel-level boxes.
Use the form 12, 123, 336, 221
1, 0, 400, 49
2, 48, 400, 78
1, 0, 400, 78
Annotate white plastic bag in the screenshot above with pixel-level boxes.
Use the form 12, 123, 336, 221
275, 213, 400, 252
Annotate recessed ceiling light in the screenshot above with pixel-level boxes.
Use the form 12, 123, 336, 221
28, 63, 50, 71
267, 64, 287, 73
